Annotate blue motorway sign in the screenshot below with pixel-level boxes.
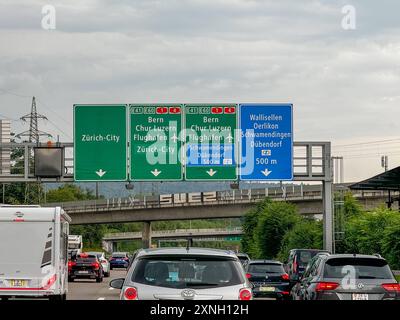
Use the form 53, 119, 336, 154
239, 104, 293, 181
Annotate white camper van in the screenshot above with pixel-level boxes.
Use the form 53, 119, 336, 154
0, 205, 70, 300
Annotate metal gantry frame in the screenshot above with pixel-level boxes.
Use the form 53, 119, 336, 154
0, 141, 334, 252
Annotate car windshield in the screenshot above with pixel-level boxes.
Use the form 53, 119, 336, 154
324, 258, 394, 279
297, 251, 324, 266
131, 255, 244, 289
248, 263, 284, 273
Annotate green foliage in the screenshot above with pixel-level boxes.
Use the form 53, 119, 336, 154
343, 192, 363, 218
382, 219, 400, 270
342, 208, 397, 255
3, 182, 44, 204
241, 198, 300, 259
241, 199, 272, 258
255, 201, 300, 259
46, 184, 97, 202
277, 219, 323, 262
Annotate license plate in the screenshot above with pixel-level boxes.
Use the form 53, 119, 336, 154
352, 293, 369, 300
78, 271, 89, 274
260, 286, 275, 292
10, 280, 27, 287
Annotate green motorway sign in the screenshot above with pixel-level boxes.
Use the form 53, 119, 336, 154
185, 104, 237, 180
74, 105, 127, 181
130, 105, 183, 181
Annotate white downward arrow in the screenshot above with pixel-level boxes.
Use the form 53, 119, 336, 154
206, 169, 217, 176
151, 169, 161, 177
261, 169, 272, 177
95, 169, 107, 177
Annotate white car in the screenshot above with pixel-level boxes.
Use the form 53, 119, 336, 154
87, 252, 110, 277
110, 247, 253, 300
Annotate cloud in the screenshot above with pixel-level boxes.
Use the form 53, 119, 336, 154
1, 0, 400, 181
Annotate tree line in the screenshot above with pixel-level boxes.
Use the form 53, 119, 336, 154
241, 193, 400, 269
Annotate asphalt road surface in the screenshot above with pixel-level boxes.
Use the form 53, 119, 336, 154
68, 269, 126, 300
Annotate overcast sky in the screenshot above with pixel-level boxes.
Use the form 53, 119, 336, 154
1, 0, 400, 182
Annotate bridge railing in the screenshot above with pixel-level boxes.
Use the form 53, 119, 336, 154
47, 186, 388, 215
103, 227, 243, 240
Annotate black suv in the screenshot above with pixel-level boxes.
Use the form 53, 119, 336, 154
246, 260, 290, 300
285, 249, 330, 283
68, 253, 104, 283
291, 253, 400, 300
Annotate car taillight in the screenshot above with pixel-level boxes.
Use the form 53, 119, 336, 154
239, 288, 252, 300
123, 258, 129, 261
293, 256, 297, 273
109, 257, 114, 261
124, 287, 138, 300
245, 273, 251, 279
315, 282, 339, 291
281, 273, 289, 281
68, 261, 76, 269
41, 274, 57, 290
382, 283, 400, 292
92, 262, 100, 269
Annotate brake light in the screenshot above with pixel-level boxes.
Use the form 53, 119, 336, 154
382, 283, 400, 292
68, 261, 76, 270
245, 273, 251, 279
91, 262, 100, 270
315, 282, 339, 291
41, 274, 57, 290
239, 288, 252, 300
281, 291, 290, 295
109, 257, 114, 261
123, 258, 129, 261
281, 273, 289, 281
124, 287, 138, 300
293, 256, 297, 273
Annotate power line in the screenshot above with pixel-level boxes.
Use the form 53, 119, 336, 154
333, 138, 400, 148
0, 88, 31, 99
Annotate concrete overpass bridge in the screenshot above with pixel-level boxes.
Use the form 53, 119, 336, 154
44, 184, 391, 248
102, 227, 243, 252
49, 184, 389, 226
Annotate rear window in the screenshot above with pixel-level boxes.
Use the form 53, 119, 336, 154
297, 251, 325, 266
112, 254, 127, 258
324, 258, 394, 280
77, 255, 97, 263
248, 263, 284, 273
131, 255, 244, 289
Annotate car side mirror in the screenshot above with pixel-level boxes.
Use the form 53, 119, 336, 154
110, 278, 124, 290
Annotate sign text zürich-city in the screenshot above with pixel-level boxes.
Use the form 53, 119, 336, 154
74, 104, 293, 182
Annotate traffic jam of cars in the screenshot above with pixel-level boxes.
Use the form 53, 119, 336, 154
106, 247, 400, 301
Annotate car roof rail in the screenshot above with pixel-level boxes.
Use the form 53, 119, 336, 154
373, 253, 382, 258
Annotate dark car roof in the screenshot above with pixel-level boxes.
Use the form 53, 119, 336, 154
249, 259, 282, 265
290, 249, 329, 252
325, 254, 385, 261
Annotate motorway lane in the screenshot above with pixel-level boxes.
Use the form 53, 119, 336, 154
68, 269, 126, 300
67, 269, 275, 300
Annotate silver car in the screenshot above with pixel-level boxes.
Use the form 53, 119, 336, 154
110, 247, 253, 300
